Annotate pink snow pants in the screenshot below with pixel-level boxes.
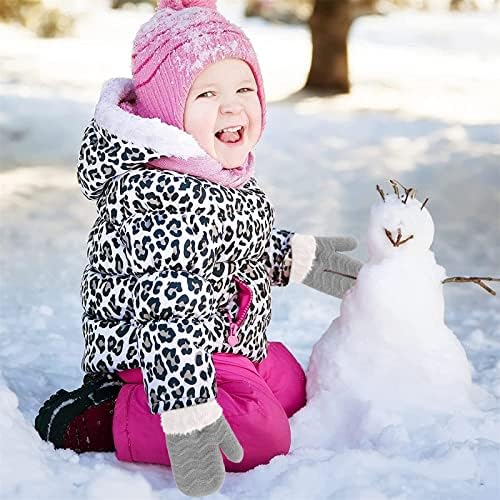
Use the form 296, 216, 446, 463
113, 342, 306, 472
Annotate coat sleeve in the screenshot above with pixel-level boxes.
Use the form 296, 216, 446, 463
135, 270, 221, 413
125, 210, 223, 414
82, 232, 224, 414
262, 228, 293, 287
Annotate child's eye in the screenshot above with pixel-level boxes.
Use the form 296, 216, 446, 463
197, 91, 215, 98
237, 87, 255, 94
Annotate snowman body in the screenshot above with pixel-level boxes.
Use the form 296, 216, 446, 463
299, 195, 474, 448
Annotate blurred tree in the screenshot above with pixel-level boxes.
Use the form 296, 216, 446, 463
0, 0, 39, 22
0, 0, 73, 37
111, 0, 155, 8
245, 0, 312, 22
246, 0, 495, 94
449, 0, 480, 9
244, 0, 377, 93
306, 0, 377, 93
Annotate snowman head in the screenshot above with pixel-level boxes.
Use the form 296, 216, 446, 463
368, 181, 434, 261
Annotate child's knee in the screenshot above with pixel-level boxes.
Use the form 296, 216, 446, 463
113, 383, 168, 465
114, 374, 293, 472
226, 411, 291, 472
259, 342, 307, 417
219, 381, 291, 472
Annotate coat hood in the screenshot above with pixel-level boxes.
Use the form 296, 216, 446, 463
77, 78, 254, 200
94, 78, 207, 159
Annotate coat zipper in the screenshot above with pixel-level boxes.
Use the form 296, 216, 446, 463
226, 276, 253, 347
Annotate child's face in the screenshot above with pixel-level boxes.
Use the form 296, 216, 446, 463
184, 58, 262, 169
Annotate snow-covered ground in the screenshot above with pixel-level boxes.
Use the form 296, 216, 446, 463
1, 1, 499, 498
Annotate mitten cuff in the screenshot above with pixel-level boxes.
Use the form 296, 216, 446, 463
161, 400, 222, 436
290, 234, 316, 283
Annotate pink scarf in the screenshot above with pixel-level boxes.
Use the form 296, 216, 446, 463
119, 98, 255, 189
148, 152, 255, 189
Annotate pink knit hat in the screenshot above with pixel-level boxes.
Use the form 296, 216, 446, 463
132, 0, 266, 131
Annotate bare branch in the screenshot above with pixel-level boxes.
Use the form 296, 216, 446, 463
390, 179, 408, 191
323, 269, 358, 280
384, 228, 397, 246
477, 281, 496, 295
395, 228, 402, 245
376, 184, 386, 202
384, 228, 414, 247
399, 234, 414, 245
421, 198, 429, 210
403, 187, 416, 204
387, 179, 416, 204
442, 276, 500, 296
389, 179, 400, 198
391, 180, 410, 196
320, 274, 500, 296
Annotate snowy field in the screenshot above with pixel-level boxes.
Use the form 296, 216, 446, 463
1, 1, 500, 498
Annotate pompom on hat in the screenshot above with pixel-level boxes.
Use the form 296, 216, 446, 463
157, 0, 216, 8
131, 0, 266, 131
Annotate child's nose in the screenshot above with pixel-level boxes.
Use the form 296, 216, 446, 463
219, 99, 243, 115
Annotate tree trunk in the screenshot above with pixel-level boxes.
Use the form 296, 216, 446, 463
305, 0, 353, 94
244, 0, 261, 17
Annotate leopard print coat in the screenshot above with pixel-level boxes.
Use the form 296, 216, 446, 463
77, 85, 292, 414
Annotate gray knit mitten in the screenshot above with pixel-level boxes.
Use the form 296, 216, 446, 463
162, 402, 243, 497
290, 234, 363, 298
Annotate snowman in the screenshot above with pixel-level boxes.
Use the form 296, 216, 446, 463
293, 181, 486, 449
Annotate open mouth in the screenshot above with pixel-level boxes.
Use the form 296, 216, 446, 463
215, 125, 244, 144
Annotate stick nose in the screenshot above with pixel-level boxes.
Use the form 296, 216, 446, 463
384, 227, 414, 247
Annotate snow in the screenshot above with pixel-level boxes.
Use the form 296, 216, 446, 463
1, 1, 499, 498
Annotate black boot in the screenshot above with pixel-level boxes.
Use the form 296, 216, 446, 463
35, 373, 123, 453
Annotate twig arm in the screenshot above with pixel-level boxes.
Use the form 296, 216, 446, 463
442, 276, 500, 296
324, 269, 358, 280
319, 273, 499, 296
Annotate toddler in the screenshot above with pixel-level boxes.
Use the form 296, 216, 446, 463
35, 0, 362, 496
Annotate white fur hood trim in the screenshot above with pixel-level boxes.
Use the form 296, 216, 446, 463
94, 78, 206, 159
